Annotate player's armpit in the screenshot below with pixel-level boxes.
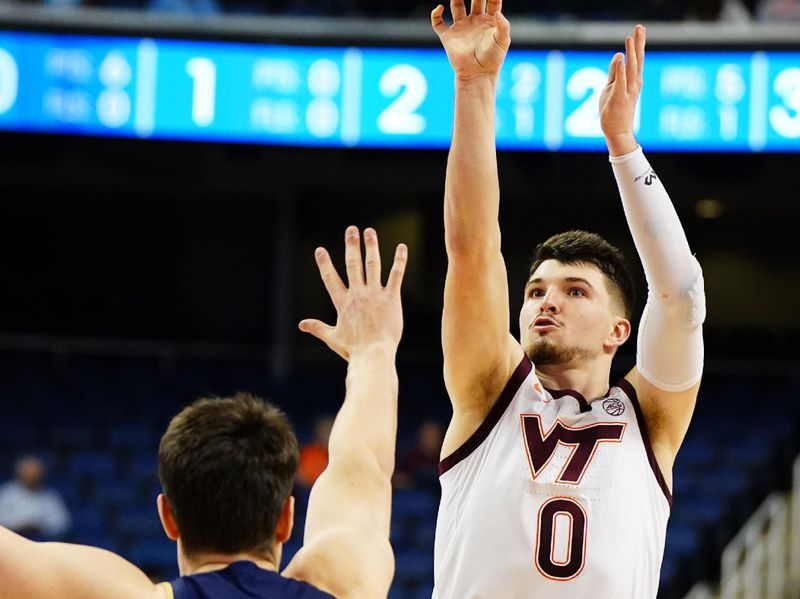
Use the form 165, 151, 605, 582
283, 526, 394, 599
625, 367, 701, 485
0, 526, 162, 599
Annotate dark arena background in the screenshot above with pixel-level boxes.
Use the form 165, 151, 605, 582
0, 5, 799, 598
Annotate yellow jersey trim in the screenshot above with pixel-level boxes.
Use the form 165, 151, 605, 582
158, 582, 175, 599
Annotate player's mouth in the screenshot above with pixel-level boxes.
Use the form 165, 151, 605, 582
532, 316, 560, 332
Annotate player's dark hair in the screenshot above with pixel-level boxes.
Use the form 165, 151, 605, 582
529, 230, 635, 320
159, 393, 298, 557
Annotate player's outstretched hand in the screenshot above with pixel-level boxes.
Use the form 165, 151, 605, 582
431, 0, 510, 81
599, 24, 645, 154
300, 226, 407, 361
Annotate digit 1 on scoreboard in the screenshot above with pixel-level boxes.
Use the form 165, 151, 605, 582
186, 57, 217, 127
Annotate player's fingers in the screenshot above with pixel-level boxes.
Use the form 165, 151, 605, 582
606, 52, 622, 85
386, 243, 409, 295
625, 35, 637, 93
486, 0, 501, 16
314, 247, 346, 304
431, 4, 448, 35
615, 54, 627, 94
343, 225, 365, 288
470, 0, 485, 17
635, 24, 646, 81
450, 0, 466, 21
298, 319, 334, 345
363, 227, 381, 287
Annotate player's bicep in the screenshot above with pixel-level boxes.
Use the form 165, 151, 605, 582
443, 251, 522, 411
302, 452, 391, 543
0, 527, 160, 599
287, 453, 393, 597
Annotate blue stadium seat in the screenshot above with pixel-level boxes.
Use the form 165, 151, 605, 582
129, 452, 159, 483
71, 506, 107, 537
128, 538, 178, 579
116, 509, 165, 539
664, 522, 700, 560
676, 436, 717, 470
93, 479, 140, 509
394, 549, 433, 588
67, 451, 119, 481
673, 495, 726, 528
393, 490, 437, 522
107, 424, 156, 452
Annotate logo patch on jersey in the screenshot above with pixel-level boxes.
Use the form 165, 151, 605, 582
602, 398, 625, 416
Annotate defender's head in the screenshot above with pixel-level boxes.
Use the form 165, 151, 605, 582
157, 393, 299, 571
520, 230, 635, 367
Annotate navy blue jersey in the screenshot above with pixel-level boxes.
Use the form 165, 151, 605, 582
161, 561, 335, 599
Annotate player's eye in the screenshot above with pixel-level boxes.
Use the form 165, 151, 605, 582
528, 288, 544, 298
568, 288, 585, 297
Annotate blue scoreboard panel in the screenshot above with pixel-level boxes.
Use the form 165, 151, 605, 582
0, 30, 798, 151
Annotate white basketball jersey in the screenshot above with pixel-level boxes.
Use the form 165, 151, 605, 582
433, 357, 671, 599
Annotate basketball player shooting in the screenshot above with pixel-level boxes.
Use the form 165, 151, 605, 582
0, 226, 407, 599
431, 5, 705, 596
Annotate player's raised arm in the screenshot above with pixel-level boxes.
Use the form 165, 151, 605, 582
432, 0, 522, 438
601, 25, 706, 476
285, 226, 406, 599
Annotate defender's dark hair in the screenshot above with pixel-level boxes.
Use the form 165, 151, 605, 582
529, 230, 635, 320
158, 393, 299, 557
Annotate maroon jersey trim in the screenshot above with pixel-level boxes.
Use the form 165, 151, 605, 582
542, 387, 592, 413
618, 377, 673, 507
438, 356, 533, 476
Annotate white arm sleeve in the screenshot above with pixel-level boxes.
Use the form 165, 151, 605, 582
610, 146, 706, 392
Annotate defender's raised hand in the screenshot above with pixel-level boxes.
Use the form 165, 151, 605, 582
300, 226, 407, 361
600, 24, 646, 156
431, 0, 510, 81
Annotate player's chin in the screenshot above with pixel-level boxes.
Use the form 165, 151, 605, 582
524, 338, 561, 366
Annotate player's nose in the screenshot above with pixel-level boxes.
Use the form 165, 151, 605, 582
539, 289, 560, 313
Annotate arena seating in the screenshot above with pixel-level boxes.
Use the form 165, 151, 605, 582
0, 351, 796, 598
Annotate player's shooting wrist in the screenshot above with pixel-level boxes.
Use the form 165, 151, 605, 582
347, 342, 398, 362
454, 74, 498, 96
604, 131, 639, 157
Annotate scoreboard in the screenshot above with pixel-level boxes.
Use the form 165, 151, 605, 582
1, 29, 799, 151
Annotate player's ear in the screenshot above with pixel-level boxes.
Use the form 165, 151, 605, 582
275, 495, 295, 545
606, 317, 631, 349
158, 493, 180, 541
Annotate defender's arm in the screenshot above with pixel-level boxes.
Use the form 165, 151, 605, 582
432, 0, 523, 451
0, 526, 162, 599
285, 227, 406, 599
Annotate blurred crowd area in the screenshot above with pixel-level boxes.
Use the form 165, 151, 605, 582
4, 0, 800, 23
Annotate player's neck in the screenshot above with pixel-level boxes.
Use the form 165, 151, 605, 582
181, 548, 280, 576
535, 360, 611, 401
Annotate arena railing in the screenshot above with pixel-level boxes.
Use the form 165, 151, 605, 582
685, 452, 800, 599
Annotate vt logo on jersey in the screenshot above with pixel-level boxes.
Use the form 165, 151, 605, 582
520, 415, 626, 484
520, 415, 627, 581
